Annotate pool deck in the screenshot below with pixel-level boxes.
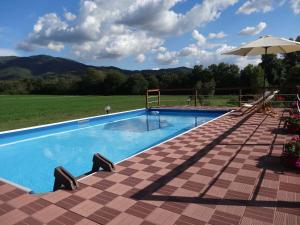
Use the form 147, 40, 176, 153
0, 108, 299, 225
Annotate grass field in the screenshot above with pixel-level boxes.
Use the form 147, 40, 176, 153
0, 95, 239, 132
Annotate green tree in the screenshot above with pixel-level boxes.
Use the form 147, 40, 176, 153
208, 63, 240, 90
192, 65, 215, 95
283, 36, 300, 73
125, 74, 148, 94
79, 68, 106, 94
260, 54, 283, 85
145, 75, 159, 89
104, 70, 127, 94
240, 65, 265, 94
283, 64, 300, 93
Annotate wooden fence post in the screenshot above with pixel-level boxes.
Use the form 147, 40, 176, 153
194, 89, 198, 107
239, 89, 242, 107
146, 90, 148, 109
158, 90, 160, 106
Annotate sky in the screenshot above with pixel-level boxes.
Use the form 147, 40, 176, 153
0, 0, 299, 70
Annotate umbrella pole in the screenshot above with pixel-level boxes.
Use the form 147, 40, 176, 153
263, 47, 268, 111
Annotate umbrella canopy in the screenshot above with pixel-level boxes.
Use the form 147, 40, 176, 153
222, 35, 300, 56
222, 35, 300, 109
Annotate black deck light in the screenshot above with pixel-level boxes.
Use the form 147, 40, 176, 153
105, 105, 111, 114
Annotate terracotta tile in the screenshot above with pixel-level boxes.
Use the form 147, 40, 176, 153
106, 173, 129, 183
20, 199, 51, 215
15, 217, 42, 225
244, 206, 274, 224
209, 210, 241, 225
132, 171, 153, 180
106, 183, 132, 195
146, 208, 180, 225
91, 191, 118, 205
48, 211, 83, 225
121, 177, 143, 187
160, 201, 188, 214
56, 195, 85, 210
42, 190, 72, 203
79, 175, 101, 186
75, 186, 102, 199
106, 196, 136, 212
183, 204, 215, 222
119, 168, 138, 176
75, 218, 99, 225
167, 178, 187, 188
107, 212, 143, 225
92, 179, 116, 190
0, 189, 25, 202
280, 182, 300, 194
126, 202, 156, 219
0, 203, 14, 216
70, 200, 102, 217
172, 188, 199, 198
32, 205, 66, 223
7, 194, 37, 209
0, 184, 16, 195
88, 207, 121, 224
0, 209, 28, 225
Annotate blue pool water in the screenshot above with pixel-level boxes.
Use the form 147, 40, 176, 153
0, 109, 228, 193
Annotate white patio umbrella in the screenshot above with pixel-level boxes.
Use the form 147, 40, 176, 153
222, 35, 300, 102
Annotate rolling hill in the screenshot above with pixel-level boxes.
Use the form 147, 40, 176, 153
0, 55, 192, 80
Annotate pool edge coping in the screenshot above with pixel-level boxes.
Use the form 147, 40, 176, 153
0, 108, 146, 135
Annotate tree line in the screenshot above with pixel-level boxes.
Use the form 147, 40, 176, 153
0, 37, 299, 95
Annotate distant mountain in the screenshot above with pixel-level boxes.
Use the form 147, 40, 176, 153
0, 55, 192, 80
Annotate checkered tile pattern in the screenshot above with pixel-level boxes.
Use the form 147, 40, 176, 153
0, 109, 299, 225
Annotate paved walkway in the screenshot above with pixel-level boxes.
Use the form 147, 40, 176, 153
0, 110, 299, 225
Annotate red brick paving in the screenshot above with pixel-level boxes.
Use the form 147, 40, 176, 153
0, 109, 299, 225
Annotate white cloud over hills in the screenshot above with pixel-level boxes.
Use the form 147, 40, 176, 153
18, 0, 238, 64
16, 0, 297, 68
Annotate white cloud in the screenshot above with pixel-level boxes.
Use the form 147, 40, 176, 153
136, 54, 146, 63
18, 0, 238, 62
192, 30, 206, 45
0, 48, 18, 56
155, 50, 179, 65
239, 22, 267, 35
237, 0, 273, 14
208, 31, 227, 39
235, 56, 261, 68
290, 0, 300, 13
64, 11, 77, 21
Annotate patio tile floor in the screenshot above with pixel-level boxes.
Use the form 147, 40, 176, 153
0, 109, 299, 225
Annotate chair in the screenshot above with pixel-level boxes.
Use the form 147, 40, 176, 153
238, 91, 272, 114
254, 90, 279, 116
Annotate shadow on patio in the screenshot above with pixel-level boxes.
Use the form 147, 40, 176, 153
132, 110, 300, 209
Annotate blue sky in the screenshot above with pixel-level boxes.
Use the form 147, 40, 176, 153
0, 0, 299, 69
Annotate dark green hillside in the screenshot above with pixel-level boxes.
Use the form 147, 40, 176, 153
0, 55, 88, 77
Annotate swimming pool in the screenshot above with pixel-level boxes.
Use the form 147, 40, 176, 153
0, 108, 229, 193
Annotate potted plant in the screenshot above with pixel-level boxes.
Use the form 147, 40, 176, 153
283, 136, 300, 168
282, 114, 300, 133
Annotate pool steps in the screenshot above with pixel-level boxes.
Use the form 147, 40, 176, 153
53, 166, 79, 191
92, 153, 115, 172
53, 153, 115, 191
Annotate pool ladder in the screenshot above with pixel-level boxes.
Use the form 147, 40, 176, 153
53, 153, 115, 191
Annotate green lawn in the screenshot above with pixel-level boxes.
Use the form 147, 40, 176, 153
0, 95, 147, 131
0, 95, 238, 132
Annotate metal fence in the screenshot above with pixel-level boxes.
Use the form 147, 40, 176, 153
146, 88, 297, 108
